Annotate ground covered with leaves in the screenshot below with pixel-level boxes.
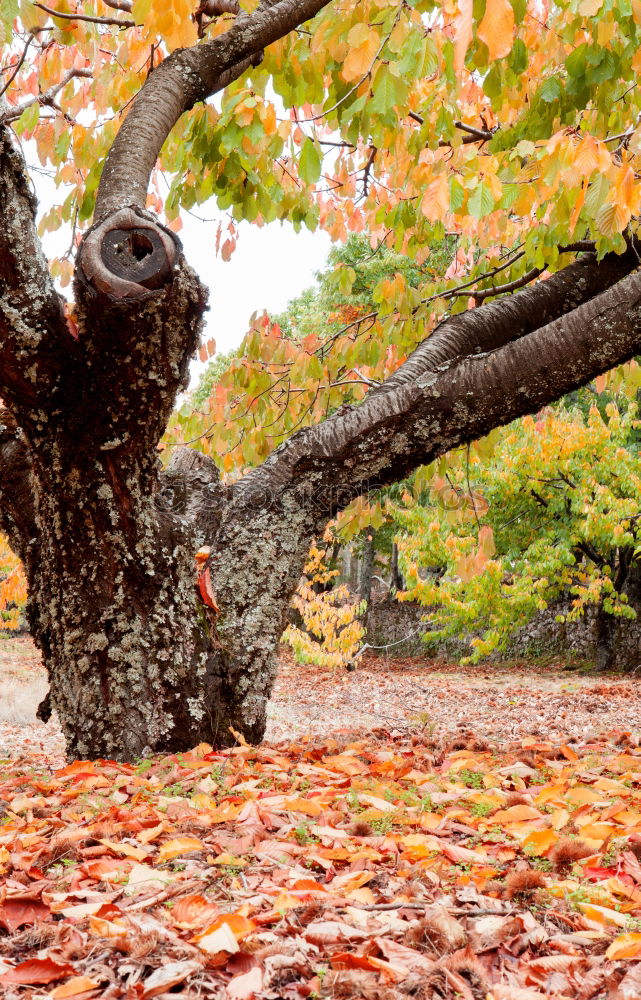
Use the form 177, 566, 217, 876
3, 643, 641, 997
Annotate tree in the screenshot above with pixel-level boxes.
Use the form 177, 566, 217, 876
4, 0, 641, 760
393, 373, 641, 671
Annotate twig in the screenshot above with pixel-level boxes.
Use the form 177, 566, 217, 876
34, 2, 135, 27
0, 35, 33, 101
0, 67, 93, 124
409, 111, 495, 146
362, 145, 377, 197
346, 902, 512, 914
351, 367, 379, 387
451, 267, 543, 303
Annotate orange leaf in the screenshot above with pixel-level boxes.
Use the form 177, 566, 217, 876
171, 894, 220, 929
421, 174, 449, 222
606, 932, 641, 959
50, 977, 100, 998
341, 25, 379, 83
194, 912, 256, 954
198, 565, 219, 612
477, 0, 515, 60
157, 837, 205, 863
454, 0, 473, 73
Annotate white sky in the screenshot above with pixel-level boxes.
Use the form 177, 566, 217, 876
176, 212, 332, 356
31, 167, 332, 383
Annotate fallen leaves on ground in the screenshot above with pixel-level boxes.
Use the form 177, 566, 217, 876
2, 728, 641, 997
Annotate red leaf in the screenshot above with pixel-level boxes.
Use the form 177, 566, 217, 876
0, 958, 76, 985
198, 565, 219, 612
0, 898, 50, 933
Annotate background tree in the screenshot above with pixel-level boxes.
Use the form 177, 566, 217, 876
3, 0, 641, 760
394, 369, 641, 671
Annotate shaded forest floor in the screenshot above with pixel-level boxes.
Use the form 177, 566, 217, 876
1, 639, 641, 996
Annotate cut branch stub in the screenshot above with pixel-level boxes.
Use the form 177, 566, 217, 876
78, 207, 177, 299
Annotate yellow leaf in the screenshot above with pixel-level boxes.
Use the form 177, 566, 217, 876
573, 136, 610, 177
477, 0, 515, 61
579, 0, 603, 14
157, 837, 204, 863
596, 200, 630, 238
208, 852, 247, 867
606, 932, 641, 959
579, 902, 627, 927
341, 27, 379, 83
99, 838, 149, 861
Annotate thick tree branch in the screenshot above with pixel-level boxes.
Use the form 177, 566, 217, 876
73, 207, 208, 457
233, 260, 641, 520
159, 445, 228, 544
0, 126, 73, 412
370, 250, 638, 397
408, 111, 495, 146
94, 0, 334, 218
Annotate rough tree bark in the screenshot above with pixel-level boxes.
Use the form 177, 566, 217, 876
3, 0, 641, 759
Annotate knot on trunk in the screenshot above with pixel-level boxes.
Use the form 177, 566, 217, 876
78, 207, 178, 300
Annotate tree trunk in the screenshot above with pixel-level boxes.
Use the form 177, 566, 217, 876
595, 605, 617, 672
391, 541, 404, 593
594, 560, 641, 673
28, 439, 318, 759
359, 530, 375, 605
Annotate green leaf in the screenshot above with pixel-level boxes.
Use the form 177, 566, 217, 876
15, 102, 39, 134
299, 138, 322, 185
370, 65, 408, 116
509, 38, 527, 75
449, 175, 465, 212
468, 181, 495, 219
0, 0, 18, 44
539, 76, 563, 103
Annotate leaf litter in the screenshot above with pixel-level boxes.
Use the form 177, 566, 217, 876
1, 641, 641, 995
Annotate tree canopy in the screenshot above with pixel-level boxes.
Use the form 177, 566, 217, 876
7, 0, 641, 474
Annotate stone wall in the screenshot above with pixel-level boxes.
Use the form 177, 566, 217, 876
363, 593, 600, 663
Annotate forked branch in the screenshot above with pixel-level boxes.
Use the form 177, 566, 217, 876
94, 0, 334, 218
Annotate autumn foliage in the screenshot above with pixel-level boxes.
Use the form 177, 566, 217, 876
0, 535, 26, 631
394, 366, 641, 663
284, 535, 365, 669
3, 729, 641, 994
